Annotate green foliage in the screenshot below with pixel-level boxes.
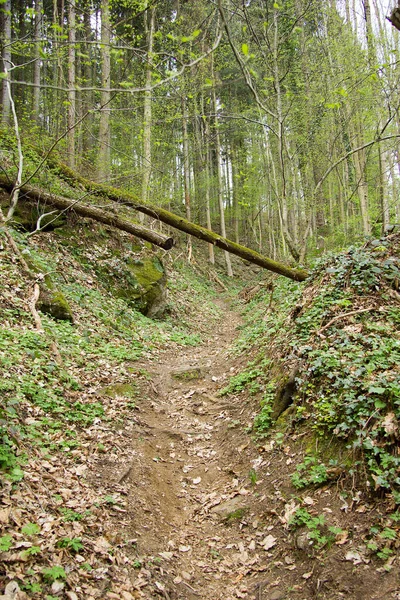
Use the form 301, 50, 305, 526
0, 535, 13, 552
253, 383, 276, 434
41, 566, 67, 582
56, 537, 84, 553
59, 508, 91, 522
249, 469, 258, 485
21, 523, 41, 536
0, 428, 24, 481
366, 511, 399, 562
22, 545, 42, 558
291, 456, 329, 489
233, 240, 400, 494
290, 508, 337, 549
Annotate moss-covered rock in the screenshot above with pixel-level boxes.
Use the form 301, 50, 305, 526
37, 287, 74, 322
127, 255, 166, 317
95, 254, 167, 316
100, 383, 138, 399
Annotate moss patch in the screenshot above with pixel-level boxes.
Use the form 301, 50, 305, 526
101, 383, 138, 399
38, 288, 74, 322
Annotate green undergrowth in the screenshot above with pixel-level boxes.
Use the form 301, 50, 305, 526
224, 237, 400, 497
0, 224, 221, 482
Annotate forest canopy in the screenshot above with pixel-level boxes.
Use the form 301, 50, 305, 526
1, 0, 400, 267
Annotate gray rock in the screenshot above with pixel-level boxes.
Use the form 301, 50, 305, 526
210, 496, 248, 521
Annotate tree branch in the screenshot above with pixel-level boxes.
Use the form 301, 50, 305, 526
5, 67, 23, 221
314, 133, 400, 199
39, 160, 308, 281
0, 178, 175, 250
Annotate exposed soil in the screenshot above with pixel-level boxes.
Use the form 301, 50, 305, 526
88, 297, 400, 600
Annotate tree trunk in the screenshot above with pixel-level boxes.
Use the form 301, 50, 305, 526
67, 0, 76, 168
44, 159, 308, 281
33, 0, 42, 122
82, 0, 93, 155
204, 115, 215, 264
1, 0, 11, 124
212, 76, 233, 276
0, 176, 174, 249
141, 6, 155, 221
97, 0, 111, 180
182, 94, 192, 259
379, 145, 390, 231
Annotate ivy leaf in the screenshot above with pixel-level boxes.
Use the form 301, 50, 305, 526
369, 386, 386, 394
241, 43, 249, 56
374, 399, 386, 410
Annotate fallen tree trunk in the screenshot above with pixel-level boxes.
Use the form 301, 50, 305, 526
46, 159, 309, 282
0, 176, 174, 250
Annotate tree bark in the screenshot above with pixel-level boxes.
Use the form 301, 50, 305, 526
33, 0, 42, 122
0, 176, 174, 250
97, 0, 111, 180
97, 0, 111, 181
141, 6, 155, 220
67, 0, 76, 168
43, 159, 309, 281
182, 94, 192, 258
212, 68, 233, 277
388, 5, 400, 31
204, 116, 215, 264
1, 0, 11, 124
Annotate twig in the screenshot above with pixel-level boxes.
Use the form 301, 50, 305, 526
28, 283, 44, 332
27, 210, 58, 236
210, 270, 228, 292
317, 307, 376, 337
0, 213, 31, 273
181, 581, 200, 596
4, 66, 23, 221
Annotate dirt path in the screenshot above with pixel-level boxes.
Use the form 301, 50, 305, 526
132, 299, 252, 599
92, 298, 400, 600
94, 298, 274, 599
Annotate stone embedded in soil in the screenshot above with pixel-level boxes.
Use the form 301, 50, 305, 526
171, 365, 208, 381
210, 495, 248, 521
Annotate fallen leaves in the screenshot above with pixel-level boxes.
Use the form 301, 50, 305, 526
260, 535, 277, 551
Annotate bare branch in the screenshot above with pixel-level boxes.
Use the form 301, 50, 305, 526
314, 133, 400, 198
5, 67, 23, 221
218, 0, 278, 130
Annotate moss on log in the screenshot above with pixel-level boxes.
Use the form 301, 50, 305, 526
46, 159, 309, 282
0, 176, 174, 250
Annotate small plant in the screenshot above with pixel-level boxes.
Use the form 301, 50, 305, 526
21, 522, 41, 536
59, 508, 91, 522
366, 514, 399, 562
290, 508, 336, 549
249, 468, 258, 485
103, 495, 118, 505
21, 545, 42, 559
0, 534, 13, 552
20, 581, 42, 594
41, 565, 67, 583
56, 537, 83, 553
209, 548, 222, 560
291, 456, 329, 489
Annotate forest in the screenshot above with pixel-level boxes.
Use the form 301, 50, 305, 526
2, 0, 400, 265
1, 1, 400, 599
